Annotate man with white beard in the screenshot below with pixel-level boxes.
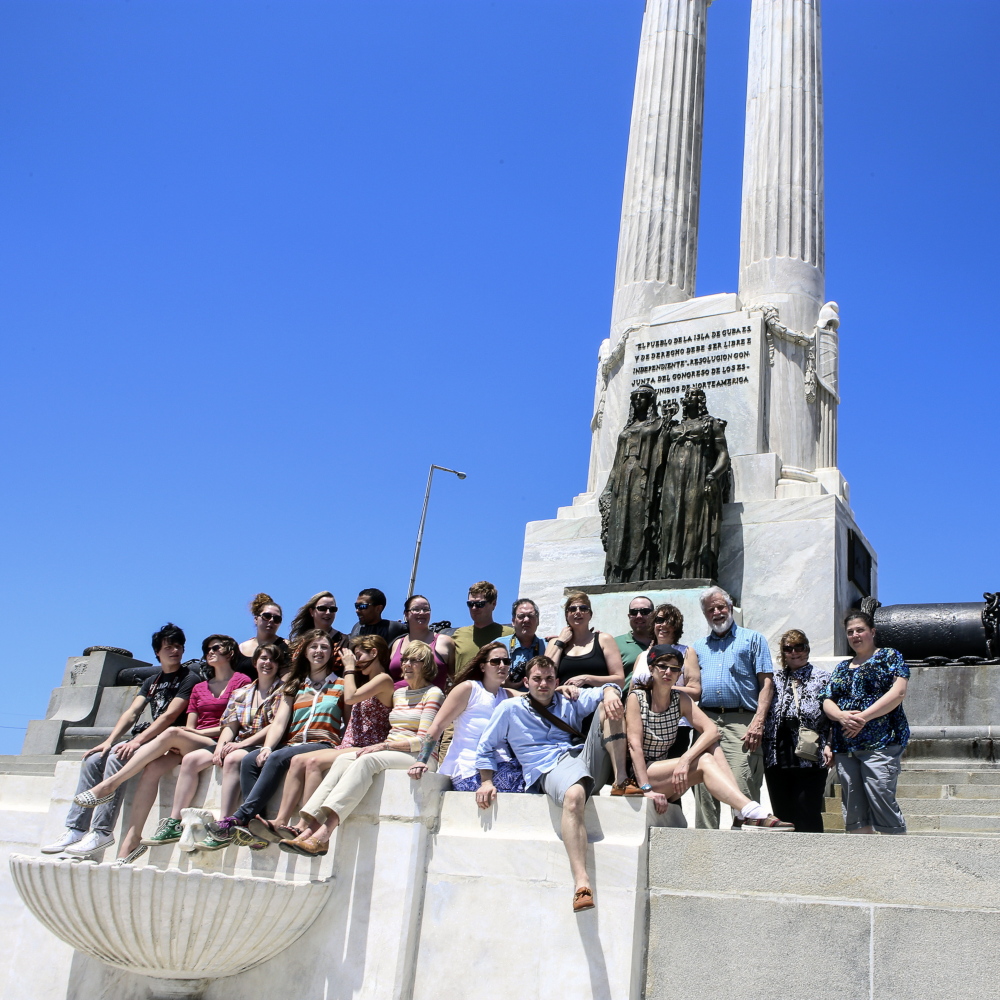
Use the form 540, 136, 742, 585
691, 587, 775, 829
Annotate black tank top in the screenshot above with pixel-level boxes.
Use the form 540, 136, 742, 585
557, 632, 610, 685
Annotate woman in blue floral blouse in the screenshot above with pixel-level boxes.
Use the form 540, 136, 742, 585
822, 610, 909, 835
763, 629, 832, 832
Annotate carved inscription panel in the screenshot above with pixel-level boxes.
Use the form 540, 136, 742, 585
627, 310, 765, 456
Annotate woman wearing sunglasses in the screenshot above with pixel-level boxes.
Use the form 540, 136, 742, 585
545, 592, 625, 690
762, 629, 832, 833
408, 641, 523, 792
74, 635, 253, 862
627, 647, 792, 829
239, 593, 287, 662
628, 604, 701, 756
388, 594, 455, 690
288, 592, 349, 650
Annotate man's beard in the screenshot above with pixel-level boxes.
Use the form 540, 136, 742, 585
711, 613, 734, 635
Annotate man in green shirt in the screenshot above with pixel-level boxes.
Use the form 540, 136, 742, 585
452, 580, 514, 673
614, 596, 655, 687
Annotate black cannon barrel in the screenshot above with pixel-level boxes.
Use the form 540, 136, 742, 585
873, 603, 988, 661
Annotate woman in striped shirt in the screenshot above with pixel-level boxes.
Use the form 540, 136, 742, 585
211, 629, 346, 844
280, 640, 443, 856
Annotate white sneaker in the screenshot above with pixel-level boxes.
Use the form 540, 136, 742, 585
40, 829, 87, 854
62, 830, 115, 857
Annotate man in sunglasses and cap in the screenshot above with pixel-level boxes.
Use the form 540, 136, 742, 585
452, 580, 513, 673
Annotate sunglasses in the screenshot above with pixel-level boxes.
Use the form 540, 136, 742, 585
259, 612, 282, 623
467, 600, 489, 609
487, 656, 512, 666
566, 604, 591, 614
653, 616, 671, 625
782, 643, 809, 654
354, 603, 370, 611
316, 605, 338, 614
207, 644, 229, 654
628, 608, 653, 617
652, 662, 683, 673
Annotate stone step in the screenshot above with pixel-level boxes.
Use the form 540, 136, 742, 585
899, 759, 1000, 772
895, 797, 1000, 817
897, 767, 1000, 784
906, 813, 1000, 834
896, 783, 1000, 800
0, 754, 62, 776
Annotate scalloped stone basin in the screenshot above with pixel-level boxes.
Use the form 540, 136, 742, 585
10, 854, 331, 983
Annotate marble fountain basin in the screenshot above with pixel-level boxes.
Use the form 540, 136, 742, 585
10, 853, 331, 991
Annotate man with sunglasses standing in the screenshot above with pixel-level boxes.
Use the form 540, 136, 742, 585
452, 581, 513, 673
349, 588, 407, 644
614, 596, 656, 684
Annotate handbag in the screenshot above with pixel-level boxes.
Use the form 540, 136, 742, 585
790, 679, 821, 762
527, 695, 585, 746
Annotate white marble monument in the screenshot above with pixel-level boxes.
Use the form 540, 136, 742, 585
520, 0, 875, 657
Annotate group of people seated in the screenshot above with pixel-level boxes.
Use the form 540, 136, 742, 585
42, 581, 910, 913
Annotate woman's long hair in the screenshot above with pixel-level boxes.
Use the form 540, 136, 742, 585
454, 641, 507, 687
289, 592, 337, 641
283, 628, 339, 695
350, 634, 390, 673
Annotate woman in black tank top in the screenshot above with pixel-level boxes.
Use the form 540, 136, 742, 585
544, 591, 625, 689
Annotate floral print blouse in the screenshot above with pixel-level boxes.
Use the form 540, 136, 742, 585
762, 663, 832, 769
822, 647, 910, 753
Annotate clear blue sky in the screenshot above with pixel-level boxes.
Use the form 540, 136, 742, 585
2, 1, 998, 752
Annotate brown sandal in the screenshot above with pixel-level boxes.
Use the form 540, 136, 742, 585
279, 835, 328, 857
573, 887, 595, 912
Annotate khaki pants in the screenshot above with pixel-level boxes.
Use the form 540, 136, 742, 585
299, 749, 434, 825
693, 710, 763, 829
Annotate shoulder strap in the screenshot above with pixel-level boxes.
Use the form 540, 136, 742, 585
527, 694, 583, 741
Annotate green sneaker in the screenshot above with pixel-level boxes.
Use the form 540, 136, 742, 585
141, 817, 183, 846
195, 834, 233, 852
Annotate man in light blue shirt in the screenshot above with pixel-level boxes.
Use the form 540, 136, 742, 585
476, 656, 625, 913
690, 586, 774, 829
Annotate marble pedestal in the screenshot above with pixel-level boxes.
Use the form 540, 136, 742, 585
520, 493, 875, 658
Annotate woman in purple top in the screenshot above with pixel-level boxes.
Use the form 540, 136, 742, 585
388, 595, 454, 690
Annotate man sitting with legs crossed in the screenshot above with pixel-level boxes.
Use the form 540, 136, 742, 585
474, 655, 627, 913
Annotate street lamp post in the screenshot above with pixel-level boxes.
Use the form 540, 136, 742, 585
407, 464, 466, 599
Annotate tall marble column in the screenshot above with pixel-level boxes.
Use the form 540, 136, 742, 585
738, 0, 824, 472
589, 0, 708, 493
610, 0, 709, 335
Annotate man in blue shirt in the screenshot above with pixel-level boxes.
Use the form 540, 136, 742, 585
476, 656, 626, 913
691, 587, 775, 829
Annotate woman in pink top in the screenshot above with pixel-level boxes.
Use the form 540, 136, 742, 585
78, 634, 252, 862
387, 595, 454, 690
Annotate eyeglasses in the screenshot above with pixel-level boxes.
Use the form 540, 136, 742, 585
467, 600, 488, 609
566, 604, 591, 614
259, 613, 282, 623
628, 608, 653, 617
782, 643, 809, 654
487, 656, 512, 666
400, 656, 423, 666
207, 644, 229, 654
354, 603, 370, 611
316, 605, 338, 614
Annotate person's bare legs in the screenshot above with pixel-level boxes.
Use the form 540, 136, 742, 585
561, 783, 590, 893
271, 753, 313, 828
117, 752, 181, 858
286, 747, 358, 833
648, 748, 752, 814
87, 729, 214, 799
169, 748, 215, 819
302, 807, 340, 845
600, 705, 628, 786
219, 749, 248, 817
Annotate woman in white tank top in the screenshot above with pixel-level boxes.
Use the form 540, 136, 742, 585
408, 641, 524, 792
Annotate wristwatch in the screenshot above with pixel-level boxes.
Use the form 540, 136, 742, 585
553, 639, 566, 650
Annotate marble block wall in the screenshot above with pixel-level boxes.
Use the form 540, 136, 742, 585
519, 492, 875, 657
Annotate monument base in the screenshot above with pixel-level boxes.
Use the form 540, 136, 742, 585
520, 491, 876, 657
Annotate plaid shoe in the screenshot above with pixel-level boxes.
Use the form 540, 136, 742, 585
740, 814, 794, 832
